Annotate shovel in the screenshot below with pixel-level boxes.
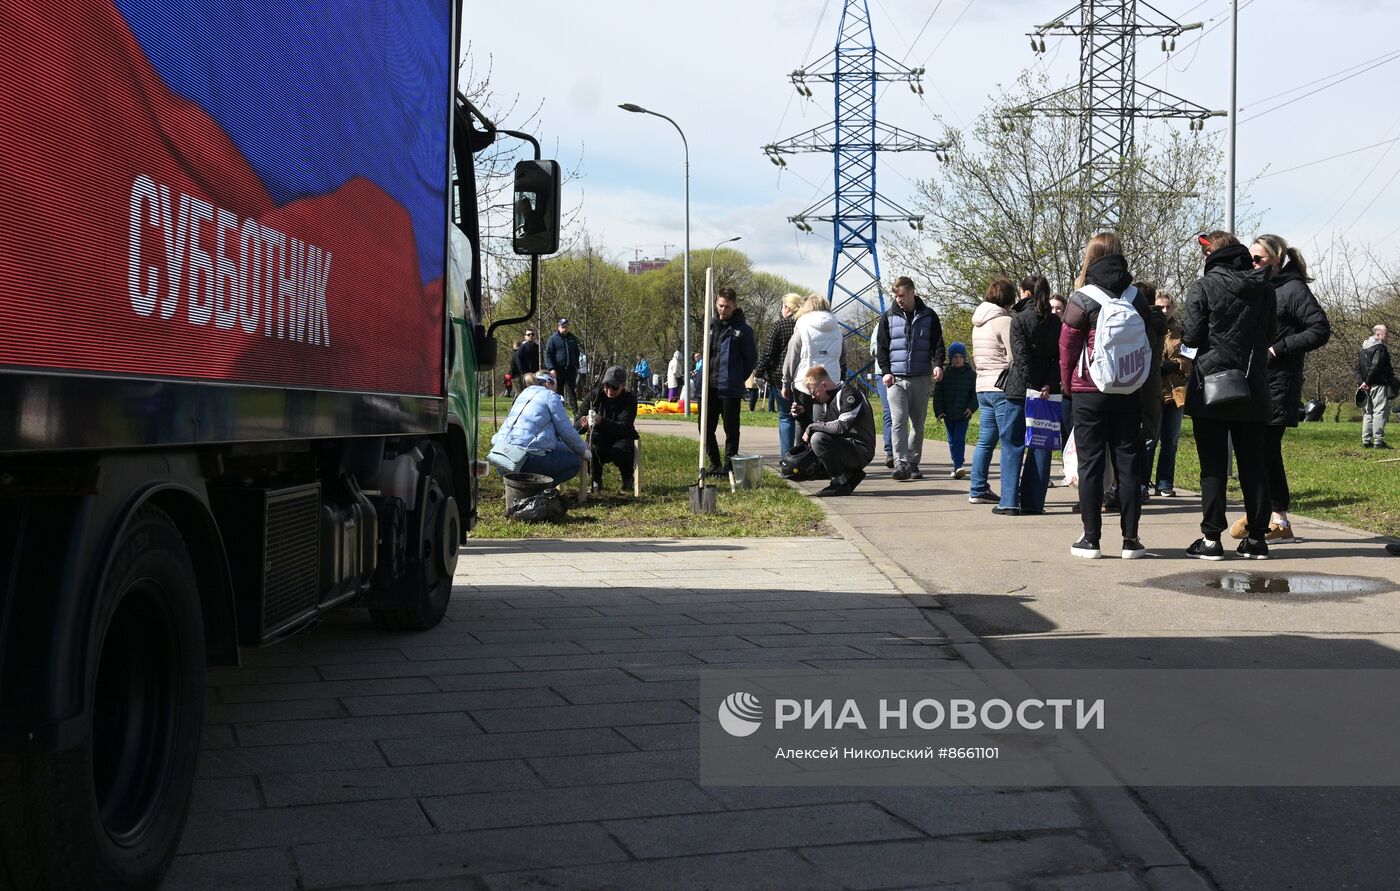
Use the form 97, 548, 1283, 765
689, 267, 720, 515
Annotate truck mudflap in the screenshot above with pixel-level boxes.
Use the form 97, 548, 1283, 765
0, 452, 237, 752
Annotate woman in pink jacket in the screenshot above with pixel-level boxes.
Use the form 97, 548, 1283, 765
967, 278, 1017, 509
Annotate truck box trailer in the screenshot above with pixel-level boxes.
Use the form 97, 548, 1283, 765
0, 2, 552, 886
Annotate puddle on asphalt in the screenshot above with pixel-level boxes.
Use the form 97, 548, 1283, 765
1143, 571, 1398, 603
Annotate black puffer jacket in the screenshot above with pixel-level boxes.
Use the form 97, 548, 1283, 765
1004, 302, 1062, 400
1265, 265, 1330, 426
1181, 244, 1278, 423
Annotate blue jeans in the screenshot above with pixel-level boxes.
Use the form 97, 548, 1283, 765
945, 417, 969, 470
1144, 402, 1184, 488
1020, 448, 1053, 512
876, 376, 893, 457
774, 392, 795, 458
519, 448, 582, 484
970, 392, 1022, 503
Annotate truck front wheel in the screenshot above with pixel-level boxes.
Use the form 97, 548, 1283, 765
0, 503, 206, 890
369, 442, 459, 631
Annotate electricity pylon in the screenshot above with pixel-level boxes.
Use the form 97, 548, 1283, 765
763, 0, 950, 366
1004, 1, 1224, 229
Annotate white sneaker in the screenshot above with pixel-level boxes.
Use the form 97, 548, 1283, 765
953, 467, 968, 480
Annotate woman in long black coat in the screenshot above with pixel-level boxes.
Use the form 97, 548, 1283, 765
1231, 235, 1329, 545
1182, 231, 1277, 560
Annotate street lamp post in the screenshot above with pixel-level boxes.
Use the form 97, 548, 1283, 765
619, 103, 691, 405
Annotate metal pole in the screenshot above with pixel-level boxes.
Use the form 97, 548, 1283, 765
619, 104, 690, 409
1226, 0, 1238, 232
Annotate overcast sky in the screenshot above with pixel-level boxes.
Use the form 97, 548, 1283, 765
469, 0, 1399, 293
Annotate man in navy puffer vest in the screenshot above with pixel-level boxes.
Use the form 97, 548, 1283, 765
876, 276, 946, 480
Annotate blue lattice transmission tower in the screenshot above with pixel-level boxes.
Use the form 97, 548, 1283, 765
1003, 1, 1224, 229
763, 0, 949, 363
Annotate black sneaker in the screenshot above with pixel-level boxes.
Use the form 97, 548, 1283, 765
1187, 538, 1225, 561
991, 506, 1021, 516
892, 463, 911, 481
1121, 538, 1147, 560
1364, 442, 1374, 448
968, 492, 999, 504
815, 482, 852, 498
1138, 486, 1151, 505
847, 469, 867, 492
909, 465, 924, 480
621, 477, 634, 492
885, 454, 895, 469
1237, 538, 1270, 560
1156, 484, 1176, 497
1377, 442, 1393, 450
1070, 537, 1101, 559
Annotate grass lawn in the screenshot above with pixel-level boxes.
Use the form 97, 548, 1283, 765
471, 422, 826, 539
484, 392, 1398, 536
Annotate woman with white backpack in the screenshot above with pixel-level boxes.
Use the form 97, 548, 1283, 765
1059, 232, 1165, 560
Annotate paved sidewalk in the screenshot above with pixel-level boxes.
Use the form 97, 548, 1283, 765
640, 416, 1400, 891
172, 537, 1166, 890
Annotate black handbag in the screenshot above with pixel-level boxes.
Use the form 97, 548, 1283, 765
1203, 351, 1253, 406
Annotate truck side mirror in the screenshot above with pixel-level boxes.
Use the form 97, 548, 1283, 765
511, 160, 561, 256
473, 323, 496, 371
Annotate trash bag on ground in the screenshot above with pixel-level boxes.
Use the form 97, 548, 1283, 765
507, 489, 567, 522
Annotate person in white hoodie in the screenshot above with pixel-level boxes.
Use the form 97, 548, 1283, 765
967, 278, 1017, 509
782, 294, 848, 442
666, 350, 684, 401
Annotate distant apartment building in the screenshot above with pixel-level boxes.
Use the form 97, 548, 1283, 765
627, 257, 670, 275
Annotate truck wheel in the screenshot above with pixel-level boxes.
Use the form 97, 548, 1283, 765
0, 504, 206, 890
369, 444, 459, 631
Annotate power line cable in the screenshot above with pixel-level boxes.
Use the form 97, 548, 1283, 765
1257, 137, 1400, 180
1242, 47, 1400, 110
1240, 50, 1400, 124
773, 0, 833, 141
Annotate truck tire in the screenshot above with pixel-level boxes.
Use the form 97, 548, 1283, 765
0, 504, 206, 890
369, 443, 460, 631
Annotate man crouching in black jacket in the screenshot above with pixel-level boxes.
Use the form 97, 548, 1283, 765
577, 365, 639, 493
801, 365, 876, 497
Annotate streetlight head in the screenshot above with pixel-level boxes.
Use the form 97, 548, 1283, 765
618, 103, 646, 113
728, 236, 742, 244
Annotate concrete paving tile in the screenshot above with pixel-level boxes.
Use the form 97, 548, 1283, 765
481, 849, 833, 891
378, 727, 636, 767
532, 613, 703, 629
873, 789, 1088, 837
644, 621, 806, 637
573, 634, 759, 654
163, 848, 298, 891
197, 740, 386, 779
294, 823, 629, 889
1029, 872, 1145, 890
340, 688, 567, 717
218, 676, 440, 705
612, 723, 703, 751
261, 760, 541, 807
189, 775, 262, 812
693, 645, 876, 663
234, 713, 484, 747
207, 665, 321, 686
423, 778, 722, 831
603, 801, 923, 858
200, 724, 236, 750
238, 646, 409, 668
506, 651, 701, 671
205, 698, 347, 724
397, 640, 586, 661
471, 699, 697, 733
430, 666, 633, 692
799, 835, 1116, 890
527, 748, 701, 787
469, 626, 647, 644
553, 679, 699, 706
316, 657, 518, 681
180, 799, 431, 854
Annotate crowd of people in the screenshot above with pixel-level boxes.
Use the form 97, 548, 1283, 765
487, 228, 1396, 550
761, 228, 1395, 562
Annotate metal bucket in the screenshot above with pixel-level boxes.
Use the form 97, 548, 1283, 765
730, 454, 763, 490
503, 472, 555, 513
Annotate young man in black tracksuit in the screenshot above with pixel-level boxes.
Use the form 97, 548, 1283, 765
801, 365, 876, 497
